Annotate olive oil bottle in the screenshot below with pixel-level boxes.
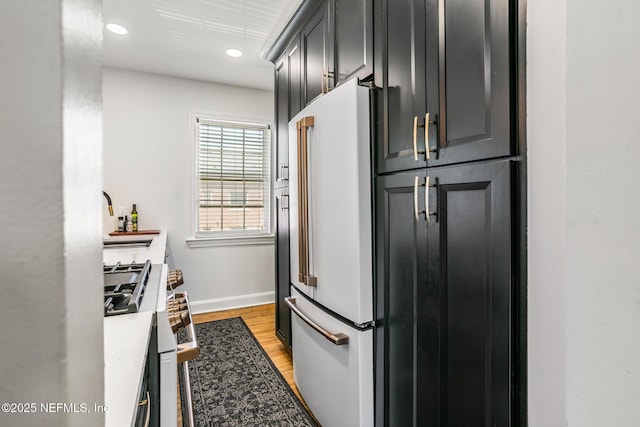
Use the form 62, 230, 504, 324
131, 204, 138, 232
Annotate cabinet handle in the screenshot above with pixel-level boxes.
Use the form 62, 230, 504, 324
280, 164, 289, 181
281, 194, 289, 211
138, 390, 150, 427
425, 176, 431, 222
424, 113, 437, 160
414, 176, 420, 221
414, 114, 437, 161
413, 116, 419, 161
416, 175, 438, 222
426, 176, 439, 223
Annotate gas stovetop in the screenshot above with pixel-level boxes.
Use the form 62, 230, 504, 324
103, 260, 152, 316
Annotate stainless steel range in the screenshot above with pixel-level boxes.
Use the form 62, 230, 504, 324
103, 260, 151, 316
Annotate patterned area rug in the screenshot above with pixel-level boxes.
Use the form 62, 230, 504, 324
179, 317, 318, 427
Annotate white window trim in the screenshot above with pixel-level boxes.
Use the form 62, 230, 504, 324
186, 110, 275, 247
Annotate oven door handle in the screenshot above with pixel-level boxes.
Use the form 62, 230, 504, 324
285, 297, 349, 345
174, 292, 199, 363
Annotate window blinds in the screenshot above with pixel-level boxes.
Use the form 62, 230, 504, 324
196, 118, 270, 234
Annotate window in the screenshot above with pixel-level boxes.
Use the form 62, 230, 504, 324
194, 117, 271, 239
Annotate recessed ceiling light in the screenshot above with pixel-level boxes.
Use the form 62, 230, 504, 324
226, 49, 242, 58
106, 23, 128, 35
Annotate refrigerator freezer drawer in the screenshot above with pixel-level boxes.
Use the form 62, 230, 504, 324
290, 287, 373, 427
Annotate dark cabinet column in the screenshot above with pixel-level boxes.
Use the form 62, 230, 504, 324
274, 188, 291, 350
375, 161, 514, 426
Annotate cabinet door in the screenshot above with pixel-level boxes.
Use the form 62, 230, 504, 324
425, 0, 512, 166
275, 39, 301, 187
302, 1, 331, 105
376, 0, 428, 174
334, 0, 373, 86
374, 170, 428, 427
275, 57, 289, 186
422, 160, 513, 426
274, 188, 291, 350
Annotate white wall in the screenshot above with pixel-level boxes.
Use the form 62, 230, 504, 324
102, 68, 275, 311
528, 1, 640, 425
0, 1, 104, 426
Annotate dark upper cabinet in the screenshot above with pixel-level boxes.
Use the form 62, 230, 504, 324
274, 187, 292, 351
274, 38, 301, 187
376, 0, 513, 174
302, 1, 332, 105
375, 160, 514, 426
333, 0, 373, 86
375, 0, 427, 174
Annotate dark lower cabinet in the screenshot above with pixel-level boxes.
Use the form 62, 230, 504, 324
375, 160, 514, 426
275, 188, 291, 350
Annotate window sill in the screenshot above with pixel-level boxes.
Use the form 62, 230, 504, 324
185, 234, 275, 248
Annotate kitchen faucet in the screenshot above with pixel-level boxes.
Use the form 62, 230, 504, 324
103, 191, 114, 216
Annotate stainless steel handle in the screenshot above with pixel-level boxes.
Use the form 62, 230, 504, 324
413, 116, 419, 160
414, 176, 420, 221
173, 291, 197, 427
182, 361, 195, 427
138, 391, 150, 427
281, 194, 289, 211
425, 176, 431, 223
285, 297, 349, 345
415, 113, 437, 160
425, 113, 431, 160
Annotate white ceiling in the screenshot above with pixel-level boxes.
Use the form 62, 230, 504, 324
103, 0, 302, 91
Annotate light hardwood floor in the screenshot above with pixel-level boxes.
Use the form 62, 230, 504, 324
178, 303, 310, 425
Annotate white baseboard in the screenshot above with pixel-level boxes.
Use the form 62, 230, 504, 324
189, 291, 275, 314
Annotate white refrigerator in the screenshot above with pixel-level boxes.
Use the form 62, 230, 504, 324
286, 78, 373, 427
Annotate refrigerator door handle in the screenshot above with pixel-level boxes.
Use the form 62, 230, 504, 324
297, 116, 317, 287
285, 297, 349, 345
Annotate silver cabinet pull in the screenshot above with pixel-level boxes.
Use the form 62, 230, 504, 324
138, 390, 150, 427
424, 113, 436, 160
416, 176, 438, 222
281, 193, 289, 211
285, 297, 349, 345
425, 176, 431, 222
414, 176, 420, 221
414, 114, 438, 160
413, 116, 419, 160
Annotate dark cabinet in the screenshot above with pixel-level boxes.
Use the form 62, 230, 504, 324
375, 0, 513, 174
275, 39, 301, 186
334, 0, 373, 86
375, 160, 514, 426
302, 1, 331, 105
274, 188, 291, 350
